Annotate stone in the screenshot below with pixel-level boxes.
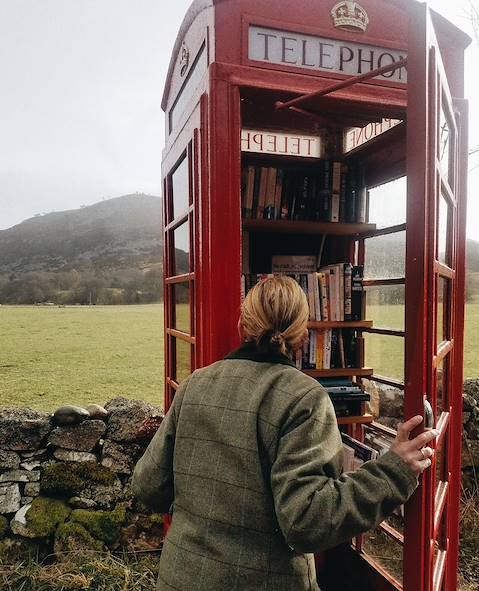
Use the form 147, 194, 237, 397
70, 505, 126, 546
462, 411, 471, 425
20, 460, 42, 471
53, 448, 97, 463
24, 482, 40, 497
53, 405, 90, 426
100, 440, 143, 474
0, 515, 8, 538
84, 404, 108, 421
461, 439, 479, 469
10, 497, 70, 538
40, 461, 117, 499
20, 448, 48, 459
48, 420, 106, 451
0, 407, 52, 451
463, 379, 479, 407
379, 387, 404, 419
68, 497, 98, 509
0, 450, 21, 470
54, 521, 106, 559
105, 397, 163, 443
82, 479, 123, 510
0, 483, 21, 514
466, 420, 479, 440
0, 470, 40, 483
21, 496, 34, 505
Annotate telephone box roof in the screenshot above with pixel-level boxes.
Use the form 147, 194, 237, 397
161, 0, 471, 110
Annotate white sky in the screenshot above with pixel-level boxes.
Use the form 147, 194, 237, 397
0, 0, 478, 239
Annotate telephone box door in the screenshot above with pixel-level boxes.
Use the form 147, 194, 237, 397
405, 4, 468, 591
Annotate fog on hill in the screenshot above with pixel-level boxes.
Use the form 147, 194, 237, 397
0, 194, 478, 305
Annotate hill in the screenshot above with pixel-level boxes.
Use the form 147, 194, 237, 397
0, 194, 164, 273
0, 194, 186, 305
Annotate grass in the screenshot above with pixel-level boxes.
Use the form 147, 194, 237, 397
0, 551, 160, 591
0, 302, 478, 411
0, 305, 164, 411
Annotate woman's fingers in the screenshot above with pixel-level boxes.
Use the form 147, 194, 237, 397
396, 415, 424, 442
410, 429, 440, 450
415, 446, 434, 461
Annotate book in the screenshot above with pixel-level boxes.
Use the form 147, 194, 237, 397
264, 167, 278, 219
331, 161, 342, 222
271, 255, 317, 274
351, 266, 364, 321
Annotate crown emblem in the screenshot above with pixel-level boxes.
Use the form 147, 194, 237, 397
331, 1, 369, 32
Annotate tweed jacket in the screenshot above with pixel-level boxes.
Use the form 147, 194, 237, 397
132, 343, 418, 591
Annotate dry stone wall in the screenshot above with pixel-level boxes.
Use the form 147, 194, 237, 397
0, 397, 165, 561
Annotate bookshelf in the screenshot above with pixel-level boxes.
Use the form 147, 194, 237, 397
241, 138, 376, 425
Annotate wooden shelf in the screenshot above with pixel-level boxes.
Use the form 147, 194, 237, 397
243, 219, 376, 236
303, 368, 374, 378
307, 320, 373, 329
337, 414, 374, 426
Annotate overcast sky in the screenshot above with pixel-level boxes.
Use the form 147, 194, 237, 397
0, 0, 478, 239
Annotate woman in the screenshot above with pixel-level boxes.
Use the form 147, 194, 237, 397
132, 275, 436, 591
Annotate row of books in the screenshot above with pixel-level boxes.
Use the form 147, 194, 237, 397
342, 432, 379, 471
241, 264, 364, 322
296, 328, 362, 371
241, 162, 367, 223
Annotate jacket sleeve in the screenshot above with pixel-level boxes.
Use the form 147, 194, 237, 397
271, 386, 418, 554
131, 379, 189, 512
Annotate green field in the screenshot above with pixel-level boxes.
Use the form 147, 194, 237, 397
0, 305, 164, 411
0, 303, 478, 412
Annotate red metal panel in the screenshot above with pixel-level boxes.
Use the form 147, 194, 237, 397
445, 98, 468, 591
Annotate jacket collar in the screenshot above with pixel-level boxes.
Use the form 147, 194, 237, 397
225, 340, 297, 368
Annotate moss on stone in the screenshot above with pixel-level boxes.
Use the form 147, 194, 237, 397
54, 521, 105, 557
25, 497, 71, 537
70, 505, 126, 545
146, 513, 163, 528
0, 515, 9, 539
40, 461, 116, 497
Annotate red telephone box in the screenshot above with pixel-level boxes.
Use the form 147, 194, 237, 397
161, 1, 470, 590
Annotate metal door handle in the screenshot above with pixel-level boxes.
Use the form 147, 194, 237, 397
424, 399, 435, 429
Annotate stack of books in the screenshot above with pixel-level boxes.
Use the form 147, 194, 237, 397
341, 433, 378, 471
241, 162, 367, 223
319, 378, 370, 417
241, 264, 364, 322
299, 328, 361, 371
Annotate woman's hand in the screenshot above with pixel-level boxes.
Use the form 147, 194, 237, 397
390, 415, 439, 476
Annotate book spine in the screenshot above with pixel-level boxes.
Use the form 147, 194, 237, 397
313, 273, 321, 321
344, 263, 352, 321
245, 166, 256, 219
252, 165, 261, 219
257, 167, 268, 219
338, 263, 344, 322
274, 169, 283, 220
339, 164, 348, 223
331, 162, 341, 222
351, 266, 364, 321
318, 272, 329, 322
264, 167, 277, 220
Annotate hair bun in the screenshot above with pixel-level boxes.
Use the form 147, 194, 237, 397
270, 332, 285, 347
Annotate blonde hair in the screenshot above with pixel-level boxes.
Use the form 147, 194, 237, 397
240, 276, 309, 357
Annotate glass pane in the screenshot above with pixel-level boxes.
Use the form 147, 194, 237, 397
173, 220, 191, 275
364, 333, 404, 382
175, 337, 191, 384
171, 156, 190, 220
439, 106, 452, 186
367, 177, 406, 228
438, 194, 449, 265
436, 358, 447, 416
363, 380, 404, 428
364, 231, 405, 280
365, 285, 405, 331
437, 277, 450, 345
363, 527, 403, 584
173, 283, 190, 334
